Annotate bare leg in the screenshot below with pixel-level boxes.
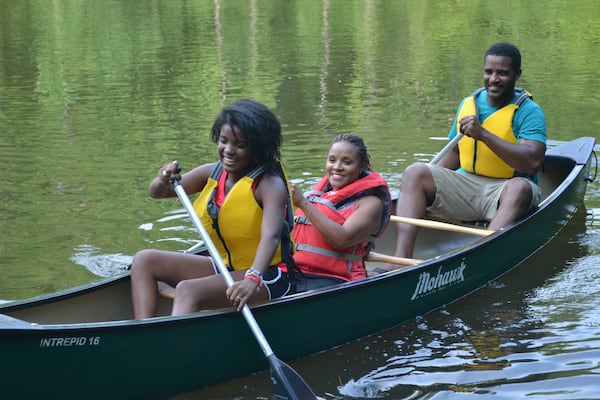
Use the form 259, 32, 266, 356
488, 178, 532, 230
393, 163, 437, 259
172, 270, 269, 315
130, 249, 214, 319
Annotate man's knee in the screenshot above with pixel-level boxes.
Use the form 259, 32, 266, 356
401, 163, 432, 187
500, 178, 533, 210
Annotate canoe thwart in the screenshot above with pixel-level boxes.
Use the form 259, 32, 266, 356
390, 215, 494, 237
366, 251, 423, 266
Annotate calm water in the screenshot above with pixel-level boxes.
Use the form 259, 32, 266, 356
1, 0, 599, 398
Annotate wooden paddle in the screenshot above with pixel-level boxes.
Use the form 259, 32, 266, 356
390, 215, 494, 237
173, 181, 316, 400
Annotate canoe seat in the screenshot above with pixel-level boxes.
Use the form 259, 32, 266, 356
158, 281, 175, 300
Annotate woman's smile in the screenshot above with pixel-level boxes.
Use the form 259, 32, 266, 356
326, 141, 363, 190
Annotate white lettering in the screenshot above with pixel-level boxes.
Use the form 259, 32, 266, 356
39, 336, 101, 348
411, 260, 467, 300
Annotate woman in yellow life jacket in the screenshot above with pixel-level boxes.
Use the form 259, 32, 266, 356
288, 134, 392, 291
130, 99, 293, 318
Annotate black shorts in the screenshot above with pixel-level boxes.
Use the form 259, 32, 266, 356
262, 266, 292, 299
292, 273, 346, 293
209, 258, 291, 299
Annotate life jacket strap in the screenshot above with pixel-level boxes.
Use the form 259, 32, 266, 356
295, 243, 363, 262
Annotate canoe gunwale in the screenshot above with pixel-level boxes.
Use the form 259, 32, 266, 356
0, 137, 595, 400
0, 138, 595, 329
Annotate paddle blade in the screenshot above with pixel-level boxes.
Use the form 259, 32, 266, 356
269, 355, 317, 400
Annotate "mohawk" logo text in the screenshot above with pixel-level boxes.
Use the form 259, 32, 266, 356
411, 261, 466, 300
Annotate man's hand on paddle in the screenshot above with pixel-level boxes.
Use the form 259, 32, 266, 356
459, 115, 486, 140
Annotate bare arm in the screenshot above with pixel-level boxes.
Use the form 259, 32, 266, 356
437, 145, 460, 170
148, 161, 213, 198
291, 183, 383, 250
249, 174, 288, 274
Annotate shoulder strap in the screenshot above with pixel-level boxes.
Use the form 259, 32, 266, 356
513, 87, 532, 106
470, 87, 485, 97
247, 164, 267, 179
210, 161, 267, 181
469, 87, 485, 120
273, 160, 300, 289
209, 161, 223, 180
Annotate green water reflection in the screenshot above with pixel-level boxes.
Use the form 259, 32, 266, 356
1, 0, 599, 302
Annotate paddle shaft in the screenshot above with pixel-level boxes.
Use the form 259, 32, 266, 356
390, 215, 494, 237
173, 181, 275, 355
173, 181, 316, 400
430, 133, 463, 165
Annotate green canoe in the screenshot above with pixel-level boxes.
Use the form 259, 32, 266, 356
0, 137, 596, 400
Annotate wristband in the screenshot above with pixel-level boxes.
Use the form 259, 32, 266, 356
244, 267, 263, 291
246, 267, 263, 279
244, 274, 261, 289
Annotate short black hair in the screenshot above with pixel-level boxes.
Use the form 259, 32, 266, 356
210, 99, 282, 167
485, 42, 521, 72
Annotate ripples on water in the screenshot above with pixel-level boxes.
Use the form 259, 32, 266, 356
334, 209, 600, 400
2, 1, 600, 399
338, 257, 600, 399
176, 206, 600, 399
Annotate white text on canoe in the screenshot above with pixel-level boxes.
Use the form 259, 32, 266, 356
39, 336, 101, 348
411, 261, 466, 300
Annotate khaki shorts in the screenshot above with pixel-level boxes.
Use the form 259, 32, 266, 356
426, 165, 541, 222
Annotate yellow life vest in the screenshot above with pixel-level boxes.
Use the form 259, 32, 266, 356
192, 163, 288, 270
457, 88, 531, 178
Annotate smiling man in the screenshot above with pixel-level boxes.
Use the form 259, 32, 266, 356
387, 42, 547, 262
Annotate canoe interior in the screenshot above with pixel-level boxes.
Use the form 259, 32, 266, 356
0, 141, 589, 327
368, 150, 578, 264
0, 137, 594, 400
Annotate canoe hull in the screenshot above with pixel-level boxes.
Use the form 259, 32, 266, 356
1, 137, 595, 399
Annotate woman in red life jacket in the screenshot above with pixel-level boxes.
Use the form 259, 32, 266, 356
289, 134, 391, 292
130, 99, 294, 318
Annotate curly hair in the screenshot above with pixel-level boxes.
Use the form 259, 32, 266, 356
210, 99, 282, 167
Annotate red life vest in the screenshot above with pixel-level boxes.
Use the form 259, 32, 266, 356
292, 171, 391, 281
